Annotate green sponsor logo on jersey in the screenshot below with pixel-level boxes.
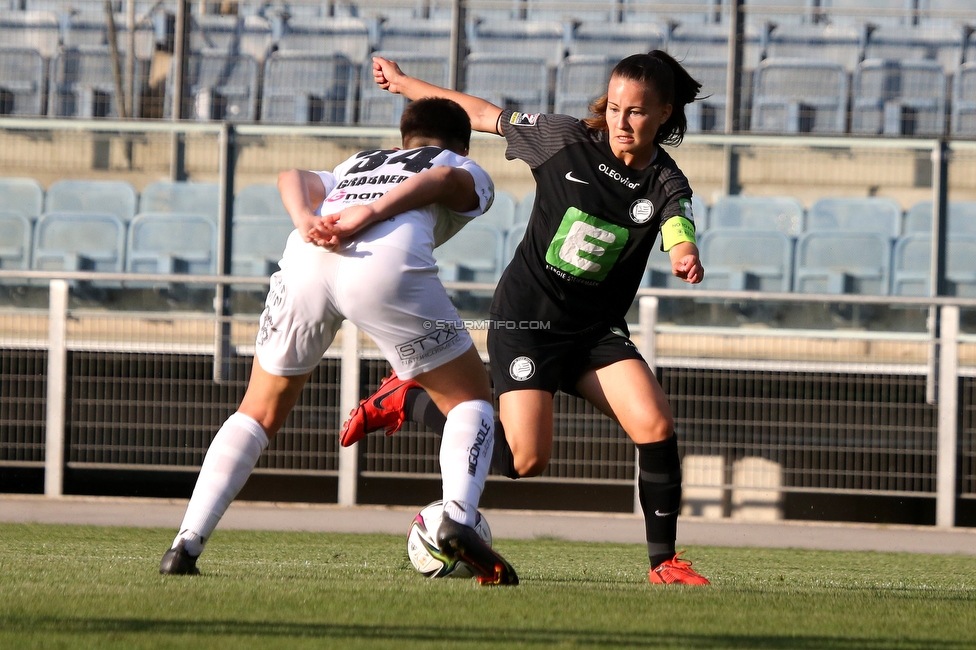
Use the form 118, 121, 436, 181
545, 207, 630, 281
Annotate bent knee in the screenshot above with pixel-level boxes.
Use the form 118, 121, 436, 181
629, 415, 674, 445
513, 452, 549, 478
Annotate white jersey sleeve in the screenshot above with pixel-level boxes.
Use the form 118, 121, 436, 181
432, 155, 495, 248
310, 171, 338, 212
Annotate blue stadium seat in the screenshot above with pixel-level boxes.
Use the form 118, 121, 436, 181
624, 0, 723, 26
794, 231, 892, 295
526, 0, 621, 22
0, 211, 32, 278
752, 58, 847, 133
690, 195, 709, 232
464, 54, 549, 114
235, 184, 288, 218
903, 201, 976, 234
359, 52, 449, 126
261, 52, 356, 124
852, 59, 946, 137
240, 15, 273, 61
710, 196, 804, 237
63, 12, 156, 58
669, 23, 762, 69
891, 233, 976, 297
0, 177, 43, 220
764, 24, 862, 72
864, 25, 964, 73
139, 181, 220, 222
515, 191, 535, 225
503, 222, 527, 266
0, 48, 44, 116
232, 215, 293, 277
165, 53, 259, 121
468, 20, 565, 67
807, 197, 902, 238
825, 0, 914, 28
697, 229, 793, 292
275, 16, 370, 64
952, 63, 976, 137
45, 180, 138, 223
743, 0, 824, 27
49, 47, 149, 118
31, 212, 126, 282
554, 54, 615, 119
378, 18, 452, 57
126, 213, 217, 280
919, 0, 976, 28
0, 11, 60, 60
434, 223, 505, 283
477, 191, 517, 231
188, 14, 240, 54
683, 60, 729, 133
568, 21, 665, 60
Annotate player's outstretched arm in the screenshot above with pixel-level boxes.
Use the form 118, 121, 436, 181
669, 241, 704, 284
311, 166, 478, 242
373, 56, 504, 135
277, 169, 333, 245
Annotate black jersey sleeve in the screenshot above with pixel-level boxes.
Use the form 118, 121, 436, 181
498, 109, 592, 170
657, 163, 696, 225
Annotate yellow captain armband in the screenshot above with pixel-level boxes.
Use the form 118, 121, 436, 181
661, 216, 697, 251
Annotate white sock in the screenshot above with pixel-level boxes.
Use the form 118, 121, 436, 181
439, 399, 494, 527
172, 412, 269, 556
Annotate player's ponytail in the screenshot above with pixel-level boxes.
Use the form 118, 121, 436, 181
583, 50, 702, 147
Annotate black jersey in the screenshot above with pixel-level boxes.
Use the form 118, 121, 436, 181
492, 109, 696, 335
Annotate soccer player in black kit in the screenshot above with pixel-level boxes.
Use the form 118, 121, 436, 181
342, 51, 709, 585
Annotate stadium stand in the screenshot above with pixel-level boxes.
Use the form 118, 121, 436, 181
31, 212, 126, 281
0, 47, 44, 116
0, 211, 32, 276
624, 0, 723, 25
642, 248, 686, 288
851, 59, 947, 137
239, 15, 274, 61
764, 24, 862, 72
262, 52, 356, 124
691, 195, 709, 231
433, 222, 505, 283
476, 190, 517, 231
164, 53, 259, 121
807, 197, 902, 238
696, 229, 793, 292
951, 62, 976, 136
62, 12, 156, 58
503, 221, 527, 266
554, 54, 615, 119
125, 212, 217, 279
275, 15, 371, 63
793, 231, 892, 295
468, 19, 565, 67
669, 23, 762, 69
751, 58, 848, 133
568, 21, 666, 59
710, 195, 804, 236
891, 233, 976, 296
359, 52, 449, 126
525, 0, 622, 23
823, 0, 915, 27
49, 47, 148, 118
683, 59, 729, 133
234, 183, 288, 218
0, 11, 60, 60
464, 53, 549, 114
863, 25, 965, 72
377, 18, 452, 56
188, 14, 240, 54
0, 177, 44, 220
515, 191, 534, 226
139, 181, 220, 222
231, 215, 293, 277
903, 201, 976, 233
45, 179, 138, 223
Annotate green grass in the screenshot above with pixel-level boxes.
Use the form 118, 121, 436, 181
1, 523, 975, 649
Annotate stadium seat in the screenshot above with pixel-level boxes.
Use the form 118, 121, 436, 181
0, 177, 44, 220
903, 201, 976, 234
807, 197, 902, 238
234, 184, 288, 218
477, 191, 517, 231
919, 0, 976, 28
764, 24, 862, 72
690, 195, 709, 232
863, 25, 964, 73
682, 60, 729, 133
126, 212, 217, 279
503, 221, 527, 266
0, 48, 44, 116
624, 0, 723, 26
696, 229, 793, 292
261, 52, 356, 125
359, 52, 449, 126
743, 0, 823, 26
45, 180, 138, 223
31, 212, 126, 282
526, 0, 621, 22
568, 21, 665, 59
515, 191, 534, 225
63, 12, 156, 59
164, 53, 259, 121
434, 223, 505, 283
669, 22, 762, 69
378, 18, 453, 57
554, 54, 615, 119
188, 14, 240, 54
951, 62, 976, 137
751, 58, 847, 133
851, 59, 946, 137
0, 211, 32, 278
139, 181, 220, 222
709, 196, 804, 237
464, 54, 549, 115
0, 11, 60, 59
232, 215, 293, 277
891, 233, 976, 297
275, 16, 370, 64
825, 0, 913, 27
49, 47, 149, 118
468, 20, 565, 67
793, 231, 892, 295
642, 247, 685, 289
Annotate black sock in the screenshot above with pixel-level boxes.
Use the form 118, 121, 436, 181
403, 387, 519, 479
637, 436, 681, 569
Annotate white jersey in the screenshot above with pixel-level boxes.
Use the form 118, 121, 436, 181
312, 146, 494, 266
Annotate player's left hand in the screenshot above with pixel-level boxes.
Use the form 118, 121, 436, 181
307, 205, 378, 250
672, 254, 704, 284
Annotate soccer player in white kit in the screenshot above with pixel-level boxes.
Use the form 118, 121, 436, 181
159, 98, 518, 585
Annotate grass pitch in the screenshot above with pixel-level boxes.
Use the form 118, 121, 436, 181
1, 523, 975, 649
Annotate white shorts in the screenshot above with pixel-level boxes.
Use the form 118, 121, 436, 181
255, 231, 473, 379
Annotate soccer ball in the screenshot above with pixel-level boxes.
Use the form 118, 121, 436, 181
406, 500, 492, 578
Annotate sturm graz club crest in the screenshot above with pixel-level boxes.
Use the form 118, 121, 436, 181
509, 356, 536, 381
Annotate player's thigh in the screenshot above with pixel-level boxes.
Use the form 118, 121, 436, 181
575, 358, 674, 444
498, 389, 554, 476
238, 357, 312, 438
414, 345, 492, 414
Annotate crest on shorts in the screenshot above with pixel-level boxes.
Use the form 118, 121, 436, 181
509, 356, 536, 381
510, 112, 540, 127
630, 199, 654, 224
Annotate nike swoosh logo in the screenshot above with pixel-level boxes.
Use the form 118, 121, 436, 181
654, 509, 679, 517
372, 385, 404, 409
565, 171, 589, 184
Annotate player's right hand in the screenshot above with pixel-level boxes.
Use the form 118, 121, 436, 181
373, 56, 406, 94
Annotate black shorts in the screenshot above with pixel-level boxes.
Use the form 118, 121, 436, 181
487, 322, 646, 396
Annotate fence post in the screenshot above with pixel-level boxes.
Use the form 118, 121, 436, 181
926, 139, 950, 404
213, 122, 235, 383
936, 305, 959, 528
723, 0, 744, 196
169, 0, 189, 181
636, 297, 659, 514
338, 320, 360, 506
45, 280, 69, 498
448, 0, 467, 91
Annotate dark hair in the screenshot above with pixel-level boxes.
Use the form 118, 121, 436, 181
399, 97, 471, 153
583, 50, 702, 147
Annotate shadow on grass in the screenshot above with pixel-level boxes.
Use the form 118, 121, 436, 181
1, 618, 971, 649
